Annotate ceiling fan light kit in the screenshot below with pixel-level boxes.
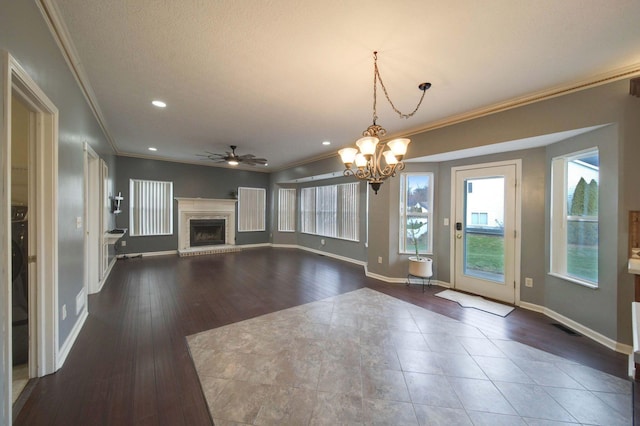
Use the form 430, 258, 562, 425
338, 51, 431, 194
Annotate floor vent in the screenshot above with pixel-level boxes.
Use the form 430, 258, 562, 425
551, 323, 580, 336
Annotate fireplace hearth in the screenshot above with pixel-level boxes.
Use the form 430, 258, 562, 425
190, 219, 225, 247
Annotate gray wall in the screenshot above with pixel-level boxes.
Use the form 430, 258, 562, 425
545, 125, 619, 339
273, 79, 640, 345
115, 156, 271, 254
430, 147, 546, 292
270, 156, 368, 263
1, 0, 116, 349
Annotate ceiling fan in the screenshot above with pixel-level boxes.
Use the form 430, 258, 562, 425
199, 145, 268, 166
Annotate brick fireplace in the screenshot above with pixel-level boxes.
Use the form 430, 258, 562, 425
175, 197, 240, 256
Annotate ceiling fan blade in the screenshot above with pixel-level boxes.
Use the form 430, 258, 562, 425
236, 154, 256, 161
198, 145, 267, 166
245, 158, 268, 165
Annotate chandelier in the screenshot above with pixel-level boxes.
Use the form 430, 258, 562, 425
338, 52, 431, 194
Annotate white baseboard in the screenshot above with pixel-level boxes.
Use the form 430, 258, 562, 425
519, 301, 633, 356
364, 267, 450, 289
272, 244, 367, 267
56, 308, 88, 370
238, 243, 271, 249
116, 250, 178, 259
95, 257, 117, 293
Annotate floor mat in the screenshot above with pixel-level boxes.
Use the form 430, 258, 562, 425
435, 289, 514, 317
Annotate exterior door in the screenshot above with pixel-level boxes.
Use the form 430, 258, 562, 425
453, 162, 518, 304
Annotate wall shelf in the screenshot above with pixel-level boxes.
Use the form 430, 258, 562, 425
104, 228, 127, 244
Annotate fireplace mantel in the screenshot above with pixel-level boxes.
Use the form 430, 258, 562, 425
175, 197, 239, 256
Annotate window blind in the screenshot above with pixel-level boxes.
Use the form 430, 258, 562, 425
300, 182, 358, 241
238, 187, 266, 232
129, 179, 173, 236
278, 188, 296, 232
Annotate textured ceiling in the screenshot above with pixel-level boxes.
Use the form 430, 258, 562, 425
49, 0, 640, 170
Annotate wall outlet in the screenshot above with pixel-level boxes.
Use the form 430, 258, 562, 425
121, 240, 127, 247
321, 239, 325, 245
378, 256, 383, 264
444, 218, 449, 226
76, 216, 82, 229
525, 277, 533, 288
62, 304, 67, 320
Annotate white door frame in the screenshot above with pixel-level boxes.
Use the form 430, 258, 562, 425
1, 51, 59, 424
449, 159, 522, 304
84, 143, 100, 295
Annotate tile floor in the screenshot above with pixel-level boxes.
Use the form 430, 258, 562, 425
187, 288, 632, 425
12, 363, 28, 403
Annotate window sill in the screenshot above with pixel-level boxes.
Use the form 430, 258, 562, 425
548, 272, 598, 289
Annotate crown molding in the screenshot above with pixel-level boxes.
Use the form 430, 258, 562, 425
401, 63, 640, 138
37, 0, 119, 155
117, 152, 271, 173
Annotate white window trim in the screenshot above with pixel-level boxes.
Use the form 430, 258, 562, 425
550, 147, 599, 288
399, 172, 434, 255
129, 179, 174, 237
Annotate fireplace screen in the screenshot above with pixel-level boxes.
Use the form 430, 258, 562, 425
190, 219, 225, 247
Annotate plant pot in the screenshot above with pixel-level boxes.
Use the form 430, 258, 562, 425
408, 256, 433, 278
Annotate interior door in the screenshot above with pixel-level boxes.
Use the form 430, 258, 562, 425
453, 163, 517, 303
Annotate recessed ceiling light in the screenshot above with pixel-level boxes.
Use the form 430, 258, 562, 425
148, 147, 158, 151
152, 100, 167, 108
322, 141, 331, 146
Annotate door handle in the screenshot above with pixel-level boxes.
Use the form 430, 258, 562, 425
456, 234, 462, 239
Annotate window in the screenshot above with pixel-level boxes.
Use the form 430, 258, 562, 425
238, 187, 266, 232
550, 148, 599, 286
471, 212, 488, 225
129, 179, 173, 236
400, 173, 434, 255
300, 182, 359, 241
278, 188, 296, 232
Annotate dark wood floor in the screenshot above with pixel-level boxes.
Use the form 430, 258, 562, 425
15, 247, 634, 425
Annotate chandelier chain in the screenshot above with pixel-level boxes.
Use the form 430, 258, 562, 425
373, 52, 428, 120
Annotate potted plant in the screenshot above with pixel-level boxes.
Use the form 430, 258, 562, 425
407, 220, 433, 278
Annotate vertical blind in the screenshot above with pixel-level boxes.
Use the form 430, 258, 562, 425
300, 182, 358, 241
338, 182, 359, 241
278, 188, 296, 232
238, 187, 266, 232
129, 179, 173, 236
301, 187, 316, 234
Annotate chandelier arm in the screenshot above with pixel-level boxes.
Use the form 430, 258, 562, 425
354, 167, 370, 180
379, 164, 396, 179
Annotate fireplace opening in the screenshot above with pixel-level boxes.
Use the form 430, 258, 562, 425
190, 219, 225, 247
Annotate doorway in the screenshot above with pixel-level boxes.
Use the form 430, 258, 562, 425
2, 52, 59, 424
84, 143, 100, 295
451, 160, 521, 304
10, 92, 31, 403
